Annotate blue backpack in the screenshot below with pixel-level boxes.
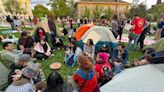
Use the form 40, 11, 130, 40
65, 53, 78, 67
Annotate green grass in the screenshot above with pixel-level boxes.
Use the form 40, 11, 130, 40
0, 27, 143, 80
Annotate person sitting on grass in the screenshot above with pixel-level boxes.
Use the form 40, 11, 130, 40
65, 40, 82, 67
112, 43, 128, 64
34, 37, 53, 60
83, 39, 95, 59
8, 54, 46, 90
1, 42, 22, 68
17, 31, 35, 56
113, 58, 124, 75
34, 27, 48, 43
95, 52, 112, 83
6, 67, 38, 92
128, 48, 157, 67
52, 37, 65, 50
42, 71, 64, 92
73, 54, 98, 92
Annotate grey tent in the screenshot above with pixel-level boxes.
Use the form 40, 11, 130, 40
144, 38, 164, 51
100, 64, 164, 92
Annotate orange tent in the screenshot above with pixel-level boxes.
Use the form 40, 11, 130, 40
74, 24, 95, 41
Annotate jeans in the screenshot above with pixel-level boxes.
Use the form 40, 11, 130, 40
132, 35, 140, 50
127, 34, 140, 50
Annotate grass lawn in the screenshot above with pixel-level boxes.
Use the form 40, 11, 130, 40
0, 27, 143, 80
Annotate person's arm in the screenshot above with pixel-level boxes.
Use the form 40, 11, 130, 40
112, 49, 117, 62
92, 46, 95, 58
143, 21, 150, 31
122, 50, 129, 64
83, 45, 87, 53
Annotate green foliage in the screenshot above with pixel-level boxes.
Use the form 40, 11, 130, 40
4, 0, 21, 15
92, 5, 103, 19
82, 7, 90, 18
52, 0, 68, 17
33, 4, 49, 18
126, 4, 147, 18
67, 0, 75, 18
148, 4, 164, 21
103, 7, 113, 20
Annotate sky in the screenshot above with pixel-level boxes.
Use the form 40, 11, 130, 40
31, 0, 164, 9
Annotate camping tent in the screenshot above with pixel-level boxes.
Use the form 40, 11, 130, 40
80, 26, 117, 52
100, 64, 164, 92
144, 38, 164, 51
0, 62, 9, 91
74, 24, 95, 41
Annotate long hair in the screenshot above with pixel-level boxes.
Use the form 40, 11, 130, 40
44, 72, 64, 92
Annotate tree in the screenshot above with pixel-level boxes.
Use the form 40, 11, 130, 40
67, 0, 75, 18
148, 4, 164, 21
82, 7, 90, 18
103, 7, 113, 20
52, 0, 68, 17
4, 0, 21, 15
125, 4, 147, 18
33, 4, 49, 18
92, 6, 103, 19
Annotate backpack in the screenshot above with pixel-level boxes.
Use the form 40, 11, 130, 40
102, 66, 113, 81
65, 53, 78, 67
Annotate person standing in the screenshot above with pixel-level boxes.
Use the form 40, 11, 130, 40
48, 14, 57, 45
112, 15, 119, 38
117, 16, 125, 42
137, 20, 150, 50
131, 14, 146, 50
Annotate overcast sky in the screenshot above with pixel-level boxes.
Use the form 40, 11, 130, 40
31, 0, 164, 9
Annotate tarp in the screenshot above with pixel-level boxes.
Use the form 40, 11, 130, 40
74, 24, 94, 41
0, 62, 10, 91
100, 64, 164, 92
144, 38, 164, 51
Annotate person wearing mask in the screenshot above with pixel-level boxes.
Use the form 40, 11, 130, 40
34, 27, 48, 42
73, 54, 98, 92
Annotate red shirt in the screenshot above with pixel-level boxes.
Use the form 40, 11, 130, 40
132, 17, 146, 35
95, 61, 111, 80
73, 69, 98, 92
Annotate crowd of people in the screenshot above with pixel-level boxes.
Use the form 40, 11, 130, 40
0, 13, 163, 92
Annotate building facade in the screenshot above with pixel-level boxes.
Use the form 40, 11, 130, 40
75, 0, 131, 18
